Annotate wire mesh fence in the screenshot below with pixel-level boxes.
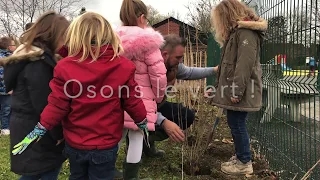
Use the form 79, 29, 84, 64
244, 0, 320, 179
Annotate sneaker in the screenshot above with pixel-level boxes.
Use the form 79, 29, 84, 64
221, 155, 237, 167
221, 159, 253, 175
1, 129, 10, 135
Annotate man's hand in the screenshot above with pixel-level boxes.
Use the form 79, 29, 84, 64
213, 66, 219, 74
231, 97, 241, 103
162, 120, 185, 142
8, 90, 13, 95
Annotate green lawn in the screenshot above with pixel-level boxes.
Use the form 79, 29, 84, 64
0, 113, 274, 180
0, 136, 190, 180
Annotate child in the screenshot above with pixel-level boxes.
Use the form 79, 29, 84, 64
210, 0, 267, 175
0, 36, 14, 135
2, 11, 69, 179
11, 12, 148, 180
116, 0, 167, 178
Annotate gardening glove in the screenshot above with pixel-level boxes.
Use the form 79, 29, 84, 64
12, 122, 47, 155
136, 118, 150, 148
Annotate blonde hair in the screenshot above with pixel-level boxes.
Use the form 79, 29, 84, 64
211, 0, 259, 47
66, 12, 123, 62
120, 0, 148, 26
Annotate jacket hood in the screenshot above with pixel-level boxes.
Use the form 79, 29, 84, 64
116, 26, 164, 59
0, 44, 63, 66
237, 18, 268, 32
237, 18, 268, 39
1, 44, 59, 92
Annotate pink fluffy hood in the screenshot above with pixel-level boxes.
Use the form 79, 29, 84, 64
116, 26, 164, 59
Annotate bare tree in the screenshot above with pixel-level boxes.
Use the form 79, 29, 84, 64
0, 0, 84, 37
147, 5, 167, 26
308, 0, 320, 43
147, 5, 180, 26
186, 0, 220, 33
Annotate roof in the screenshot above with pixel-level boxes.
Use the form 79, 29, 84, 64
153, 17, 194, 28
152, 17, 208, 45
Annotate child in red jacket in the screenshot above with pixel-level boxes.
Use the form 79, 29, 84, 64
11, 12, 148, 180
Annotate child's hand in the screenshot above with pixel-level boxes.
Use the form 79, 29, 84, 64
136, 118, 150, 147
12, 122, 47, 155
205, 88, 214, 98
136, 118, 148, 131
56, 138, 64, 146
231, 97, 241, 103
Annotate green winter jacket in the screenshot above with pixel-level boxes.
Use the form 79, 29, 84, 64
212, 18, 268, 112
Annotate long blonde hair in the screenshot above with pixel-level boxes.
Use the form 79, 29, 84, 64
211, 0, 259, 47
65, 12, 123, 62
120, 0, 148, 26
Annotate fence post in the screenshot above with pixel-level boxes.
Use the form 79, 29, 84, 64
206, 33, 221, 86
260, 64, 282, 123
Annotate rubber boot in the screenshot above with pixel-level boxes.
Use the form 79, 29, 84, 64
143, 130, 168, 158
123, 162, 152, 180
143, 140, 165, 158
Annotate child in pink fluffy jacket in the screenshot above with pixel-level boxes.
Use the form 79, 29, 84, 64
116, 0, 167, 178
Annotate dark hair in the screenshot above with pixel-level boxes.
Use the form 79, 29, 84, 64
120, 0, 148, 26
20, 11, 69, 53
161, 34, 186, 52
0, 37, 12, 49
25, 22, 34, 30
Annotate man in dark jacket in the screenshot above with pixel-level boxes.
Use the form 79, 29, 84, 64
143, 34, 219, 157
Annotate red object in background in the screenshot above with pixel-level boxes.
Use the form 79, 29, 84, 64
277, 54, 287, 64
58, 45, 68, 58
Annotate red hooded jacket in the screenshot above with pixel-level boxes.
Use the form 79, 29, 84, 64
40, 46, 147, 150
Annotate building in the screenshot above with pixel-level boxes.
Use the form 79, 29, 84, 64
152, 17, 208, 49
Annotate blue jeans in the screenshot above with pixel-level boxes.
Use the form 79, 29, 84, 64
64, 143, 118, 180
0, 95, 11, 129
226, 110, 251, 163
19, 166, 62, 180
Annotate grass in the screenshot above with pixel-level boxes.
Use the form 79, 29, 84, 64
0, 117, 275, 180
0, 135, 185, 180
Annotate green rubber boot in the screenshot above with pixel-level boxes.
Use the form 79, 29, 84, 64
114, 168, 123, 180
123, 162, 152, 180
143, 130, 169, 158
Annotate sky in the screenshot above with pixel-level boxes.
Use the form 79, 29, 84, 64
83, 0, 191, 27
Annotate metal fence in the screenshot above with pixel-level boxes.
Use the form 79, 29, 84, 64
243, 0, 320, 179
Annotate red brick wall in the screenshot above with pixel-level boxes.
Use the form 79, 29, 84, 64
154, 21, 180, 36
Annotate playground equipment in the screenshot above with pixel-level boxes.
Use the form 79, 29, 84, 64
260, 64, 319, 123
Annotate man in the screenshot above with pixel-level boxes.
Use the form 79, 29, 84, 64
114, 34, 218, 179
143, 34, 219, 157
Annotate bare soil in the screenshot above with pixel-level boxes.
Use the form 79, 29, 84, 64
181, 112, 278, 180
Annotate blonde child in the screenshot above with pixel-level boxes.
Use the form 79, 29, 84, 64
116, 0, 167, 179
211, 0, 267, 175
11, 12, 148, 180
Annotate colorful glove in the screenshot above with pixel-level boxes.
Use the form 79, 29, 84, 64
136, 118, 150, 148
12, 122, 47, 155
